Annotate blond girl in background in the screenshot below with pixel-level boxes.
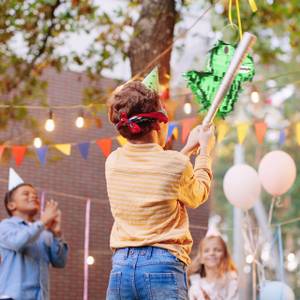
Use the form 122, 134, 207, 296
188, 227, 238, 300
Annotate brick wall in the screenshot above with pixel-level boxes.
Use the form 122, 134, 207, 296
0, 69, 209, 300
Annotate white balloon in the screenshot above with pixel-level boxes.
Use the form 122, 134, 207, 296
260, 281, 295, 300
223, 164, 261, 210
258, 150, 296, 196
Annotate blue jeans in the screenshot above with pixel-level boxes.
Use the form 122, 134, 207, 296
106, 246, 188, 300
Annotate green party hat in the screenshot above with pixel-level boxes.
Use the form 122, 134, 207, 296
142, 67, 160, 93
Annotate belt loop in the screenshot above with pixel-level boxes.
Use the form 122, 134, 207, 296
126, 247, 130, 258
146, 246, 153, 260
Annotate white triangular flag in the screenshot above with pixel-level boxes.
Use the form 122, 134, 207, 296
8, 168, 24, 191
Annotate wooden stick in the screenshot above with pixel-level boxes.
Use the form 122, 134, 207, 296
202, 32, 256, 127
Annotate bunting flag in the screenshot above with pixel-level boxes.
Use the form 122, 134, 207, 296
181, 118, 196, 143
254, 121, 267, 144
83, 199, 91, 300
173, 127, 179, 140
296, 122, 300, 146
36, 147, 48, 166
0, 145, 5, 161
117, 135, 127, 146
167, 122, 178, 140
279, 129, 285, 145
217, 122, 229, 143
12, 146, 27, 166
78, 143, 90, 160
55, 144, 71, 156
236, 123, 249, 144
96, 139, 112, 157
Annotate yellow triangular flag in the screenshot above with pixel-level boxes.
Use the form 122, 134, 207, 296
55, 144, 71, 156
117, 135, 127, 146
173, 127, 179, 140
236, 123, 249, 144
296, 122, 300, 145
217, 122, 229, 143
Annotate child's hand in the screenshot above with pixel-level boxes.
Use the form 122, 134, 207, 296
198, 125, 216, 156
50, 209, 62, 237
41, 200, 59, 228
181, 125, 216, 156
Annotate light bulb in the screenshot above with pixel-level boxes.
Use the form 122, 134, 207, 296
251, 91, 260, 103
183, 102, 192, 115
246, 254, 254, 264
87, 256, 95, 265
45, 110, 55, 132
75, 116, 84, 128
33, 137, 42, 148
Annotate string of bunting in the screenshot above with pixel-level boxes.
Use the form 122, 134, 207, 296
2, 117, 300, 167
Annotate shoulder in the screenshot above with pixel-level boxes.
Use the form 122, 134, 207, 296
189, 273, 201, 286
227, 271, 238, 280
105, 148, 120, 167
0, 217, 16, 228
164, 150, 190, 166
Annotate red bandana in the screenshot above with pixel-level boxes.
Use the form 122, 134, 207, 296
116, 111, 168, 134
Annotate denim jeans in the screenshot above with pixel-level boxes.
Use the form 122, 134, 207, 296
106, 246, 188, 300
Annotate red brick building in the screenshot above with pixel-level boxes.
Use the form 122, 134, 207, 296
0, 69, 209, 300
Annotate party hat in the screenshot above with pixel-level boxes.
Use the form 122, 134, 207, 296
205, 216, 222, 237
142, 67, 160, 93
8, 168, 24, 191
205, 225, 222, 238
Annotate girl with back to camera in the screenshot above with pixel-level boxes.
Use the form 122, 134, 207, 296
105, 78, 216, 300
188, 228, 238, 300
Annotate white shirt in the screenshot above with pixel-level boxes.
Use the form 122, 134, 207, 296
188, 272, 238, 300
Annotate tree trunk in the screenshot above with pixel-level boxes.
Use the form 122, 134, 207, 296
128, 0, 176, 86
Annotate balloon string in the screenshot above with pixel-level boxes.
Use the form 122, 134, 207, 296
268, 196, 276, 225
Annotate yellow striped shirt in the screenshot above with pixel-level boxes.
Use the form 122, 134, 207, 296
105, 142, 212, 265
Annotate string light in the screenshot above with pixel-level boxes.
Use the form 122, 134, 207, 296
183, 95, 192, 115
86, 256, 95, 265
75, 110, 85, 128
33, 137, 42, 148
45, 110, 55, 132
251, 91, 260, 103
246, 254, 254, 264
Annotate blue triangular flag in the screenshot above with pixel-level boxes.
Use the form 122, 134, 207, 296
167, 122, 177, 140
78, 142, 90, 160
36, 147, 48, 166
279, 129, 285, 145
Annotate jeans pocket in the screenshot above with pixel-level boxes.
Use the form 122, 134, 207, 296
144, 272, 178, 300
106, 272, 122, 300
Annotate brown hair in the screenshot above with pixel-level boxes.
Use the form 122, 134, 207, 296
108, 81, 161, 140
187, 236, 237, 278
4, 183, 34, 216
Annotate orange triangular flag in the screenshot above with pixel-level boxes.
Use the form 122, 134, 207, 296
254, 121, 267, 144
181, 118, 196, 143
0, 145, 5, 161
236, 123, 249, 144
217, 122, 229, 143
96, 139, 112, 157
12, 146, 27, 166
55, 144, 71, 156
117, 135, 127, 146
296, 122, 300, 146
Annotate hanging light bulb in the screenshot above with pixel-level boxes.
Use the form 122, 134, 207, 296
33, 137, 42, 148
45, 110, 55, 132
251, 91, 260, 103
75, 110, 85, 128
183, 95, 192, 115
86, 255, 95, 265
246, 254, 254, 264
